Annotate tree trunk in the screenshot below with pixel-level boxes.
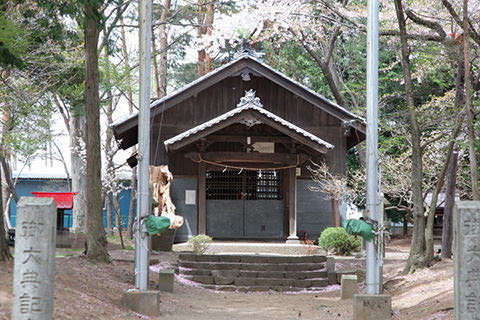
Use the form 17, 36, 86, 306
120, 18, 137, 240
197, 0, 216, 77
1, 105, 10, 213
158, 0, 170, 97
152, 28, 161, 98
127, 168, 136, 239
103, 33, 115, 237
112, 193, 125, 249
423, 44, 467, 264
70, 114, 88, 233
441, 151, 458, 259
204, 1, 215, 73
296, 28, 349, 108
318, 58, 348, 108
464, 0, 479, 200
197, 1, 206, 78
0, 166, 11, 261
394, 0, 426, 274
84, 3, 109, 262
0, 157, 19, 203
424, 113, 465, 264
106, 192, 113, 236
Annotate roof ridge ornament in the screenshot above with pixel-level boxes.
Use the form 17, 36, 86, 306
238, 90, 263, 108
233, 41, 265, 60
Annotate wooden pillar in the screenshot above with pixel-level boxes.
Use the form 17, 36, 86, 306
198, 162, 206, 234
335, 200, 340, 227
286, 167, 299, 243
331, 199, 336, 227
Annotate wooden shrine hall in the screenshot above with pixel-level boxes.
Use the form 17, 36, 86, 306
112, 51, 366, 242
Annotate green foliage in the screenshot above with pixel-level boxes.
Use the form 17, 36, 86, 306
0, 13, 29, 68
318, 227, 360, 256
188, 234, 213, 255
266, 42, 334, 102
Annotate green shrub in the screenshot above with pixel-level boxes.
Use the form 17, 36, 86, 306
188, 234, 213, 254
318, 227, 361, 256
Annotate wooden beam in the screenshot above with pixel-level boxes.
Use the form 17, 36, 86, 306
198, 162, 206, 235
166, 109, 332, 154
186, 152, 306, 164
206, 135, 292, 144
254, 114, 330, 154
205, 163, 296, 170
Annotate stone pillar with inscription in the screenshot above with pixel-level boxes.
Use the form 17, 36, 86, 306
454, 201, 480, 320
12, 197, 57, 319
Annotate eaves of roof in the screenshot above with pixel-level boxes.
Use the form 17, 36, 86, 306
112, 53, 365, 149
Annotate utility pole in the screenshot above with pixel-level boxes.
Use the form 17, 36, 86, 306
135, 0, 152, 291
365, 0, 380, 295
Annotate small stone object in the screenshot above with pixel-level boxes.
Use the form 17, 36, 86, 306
121, 290, 160, 316
454, 201, 480, 320
341, 274, 358, 299
327, 257, 337, 284
353, 294, 391, 320
12, 197, 57, 320
157, 269, 174, 292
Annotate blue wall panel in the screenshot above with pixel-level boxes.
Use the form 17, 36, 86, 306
102, 181, 134, 229
10, 179, 135, 229
10, 179, 71, 227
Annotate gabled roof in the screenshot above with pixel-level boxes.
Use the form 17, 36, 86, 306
164, 90, 334, 155
112, 52, 365, 150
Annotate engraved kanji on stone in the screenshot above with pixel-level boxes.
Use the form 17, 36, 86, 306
21, 269, 41, 288
463, 211, 480, 236
465, 291, 480, 313
20, 220, 44, 238
466, 265, 480, 282
19, 293, 42, 314
22, 247, 42, 265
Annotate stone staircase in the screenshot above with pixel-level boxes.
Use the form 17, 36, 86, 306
178, 253, 330, 292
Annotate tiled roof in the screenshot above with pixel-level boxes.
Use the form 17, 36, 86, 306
164, 90, 334, 151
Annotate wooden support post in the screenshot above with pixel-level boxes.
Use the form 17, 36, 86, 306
335, 200, 340, 227
331, 199, 336, 227
198, 162, 206, 235
286, 167, 299, 243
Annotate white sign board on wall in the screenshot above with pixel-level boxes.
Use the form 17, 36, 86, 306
185, 190, 196, 205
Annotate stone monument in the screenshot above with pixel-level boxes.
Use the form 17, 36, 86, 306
454, 201, 480, 320
341, 274, 358, 299
12, 197, 57, 319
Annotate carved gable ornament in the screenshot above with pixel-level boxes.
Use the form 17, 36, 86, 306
238, 90, 263, 127
237, 90, 263, 108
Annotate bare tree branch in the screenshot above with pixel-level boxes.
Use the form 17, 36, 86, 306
405, 9, 447, 40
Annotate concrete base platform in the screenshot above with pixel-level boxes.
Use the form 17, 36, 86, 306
353, 294, 391, 320
121, 289, 160, 316
174, 241, 324, 255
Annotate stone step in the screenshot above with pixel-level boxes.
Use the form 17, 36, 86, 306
179, 253, 327, 264
179, 268, 327, 280
178, 261, 325, 272
183, 275, 329, 288
200, 284, 328, 293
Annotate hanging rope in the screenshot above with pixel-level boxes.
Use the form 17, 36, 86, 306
190, 154, 303, 171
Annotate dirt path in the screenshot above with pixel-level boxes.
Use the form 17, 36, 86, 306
0, 237, 454, 320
